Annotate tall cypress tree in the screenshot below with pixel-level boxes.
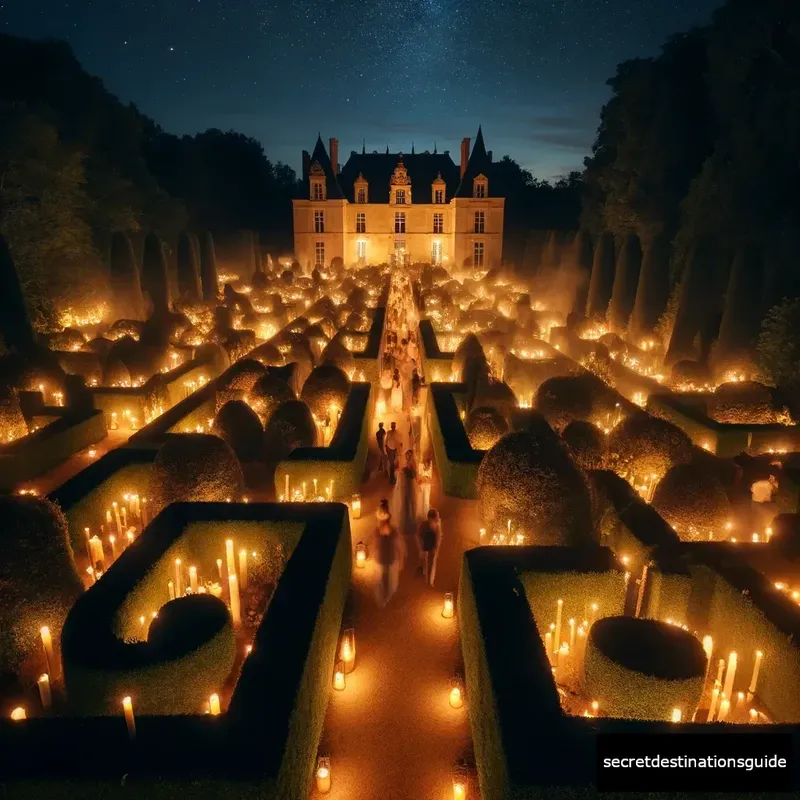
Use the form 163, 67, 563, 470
608, 233, 643, 333
629, 234, 670, 341
200, 230, 219, 302
586, 231, 615, 319
109, 231, 145, 321
176, 230, 201, 300
565, 230, 594, 314
0, 231, 36, 353
141, 232, 170, 315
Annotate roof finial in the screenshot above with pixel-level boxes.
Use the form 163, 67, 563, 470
434, 141, 437, 154
362, 138, 366, 155
386, 144, 389, 154
411, 141, 415, 155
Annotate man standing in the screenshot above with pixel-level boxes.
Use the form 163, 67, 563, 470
385, 421, 401, 486
376, 421, 386, 475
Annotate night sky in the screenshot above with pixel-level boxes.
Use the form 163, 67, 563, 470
3, 0, 724, 180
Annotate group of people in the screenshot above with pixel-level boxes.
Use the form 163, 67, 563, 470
381, 331, 422, 412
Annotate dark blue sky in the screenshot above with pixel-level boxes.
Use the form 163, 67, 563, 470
3, 0, 724, 180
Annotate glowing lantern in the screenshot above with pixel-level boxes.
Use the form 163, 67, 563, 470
351, 493, 362, 519
671, 708, 682, 723
442, 592, 455, 619
340, 628, 356, 673
10, 707, 26, 721
315, 756, 331, 793
449, 676, 464, 709
122, 696, 136, 739
452, 762, 468, 799
333, 660, 346, 691
355, 541, 367, 567
209, 693, 221, 716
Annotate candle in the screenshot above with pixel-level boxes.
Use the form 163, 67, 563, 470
168, 580, 175, 600
749, 708, 758, 724
38, 674, 52, 710
40, 626, 55, 676
83, 527, 93, 564
733, 691, 744, 720
175, 558, 183, 596
351, 493, 362, 519
239, 549, 248, 590
544, 631, 553, 665
575, 626, 587, 675
722, 652, 737, 702
302, 481, 307, 500
507, 518, 511, 537
315, 757, 331, 794
709, 687, 720, 721
229, 574, 241, 628
313, 478, 318, 497
10, 707, 26, 721
671, 708, 681, 723
554, 599, 563, 656
442, 592, 455, 618
718, 696, 730, 721
209, 693, 221, 715
284, 473, 290, 500
449, 685, 464, 709
216, 558, 223, 580
106, 509, 112, 531
109, 535, 117, 562
189, 566, 198, 593
555, 643, 570, 685
121, 506, 127, 530
225, 539, 235, 579
333, 661, 346, 691
715, 658, 725, 690
568, 618, 576, 652
89, 536, 105, 568
87, 566, 96, 584
341, 629, 356, 673
748, 650, 763, 696
122, 696, 136, 739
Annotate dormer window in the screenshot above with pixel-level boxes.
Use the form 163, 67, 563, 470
395, 189, 407, 205
309, 162, 326, 201
432, 171, 446, 204
390, 159, 412, 205
354, 172, 368, 204
473, 174, 488, 199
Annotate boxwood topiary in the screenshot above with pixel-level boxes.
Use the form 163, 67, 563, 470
608, 414, 692, 481
300, 364, 351, 421
246, 371, 296, 425
707, 380, 776, 425
212, 399, 264, 462
0, 386, 29, 441
319, 338, 355, 377
148, 433, 244, 515
584, 616, 706, 720
264, 400, 318, 462
535, 373, 616, 432
562, 419, 607, 470
651, 461, 732, 539
476, 425, 595, 545
465, 406, 509, 451
0, 495, 83, 677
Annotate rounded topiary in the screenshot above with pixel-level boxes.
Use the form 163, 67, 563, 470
535, 374, 616, 432
51, 328, 86, 352
300, 363, 351, 421
106, 318, 144, 341
452, 333, 486, 379
608, 414, 692, 481
246, 371, 296, 424
465, 406, 509, 450
707, 381, 776, 425
319, 338, 355, 377
263, 400, 318, 462
668, 360, 711, 391
584, 616, 706, 721
562, 420, 607, 471
217, 358, 267, 396
148, 433, 244, 515
476, 426, 595, 545
0, 495, 83, 677
212, 399, 264, 462
0, 387, 29, 441
249, 342, 284, 367
651, 461, 732, 539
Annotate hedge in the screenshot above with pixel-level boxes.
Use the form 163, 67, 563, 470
0, 408, 107, 491
0, 503, 351, 798
274, 382, 371, 500
352, 304, 386, 383
418, 319, 455, 382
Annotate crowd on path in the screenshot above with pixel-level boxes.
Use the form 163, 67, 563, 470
372, 274, 443, 607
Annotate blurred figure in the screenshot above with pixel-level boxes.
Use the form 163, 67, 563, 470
385, 422, 401, 485
417, 508, 442, 587
374, 501, 403, 607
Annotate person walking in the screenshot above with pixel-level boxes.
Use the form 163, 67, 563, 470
392, 449, 419, 564
375, 421, 386, 475
385, 422, 401, 486
417, 508, 442, 587
375, 501, 403, 607
391, 368, 403, 411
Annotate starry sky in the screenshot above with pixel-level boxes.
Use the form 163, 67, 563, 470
3, 0, 725, 181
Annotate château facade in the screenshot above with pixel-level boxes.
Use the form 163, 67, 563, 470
292, 128, 505, 270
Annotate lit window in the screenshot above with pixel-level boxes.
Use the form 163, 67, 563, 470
315, 241, 325, 266
395, 189, 406, 205
356, 212, 366, 233
434, 188, 444, 204
474, 210, 485, 233
433, 213, 444, 234
357, 240, 367, 260
474, 181, 486, 198
314, 210, 325, 233
431, 240, 442, 264
394, 212, 406, 233
473, 241, 485, 267
357, 187, 367, 203
312, 181, 324, 201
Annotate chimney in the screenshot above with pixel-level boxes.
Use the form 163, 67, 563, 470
460, 137, 471, 178
329, 138, 339, 175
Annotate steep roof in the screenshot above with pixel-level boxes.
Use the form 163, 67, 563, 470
455, 126, 495, 198
302, 135, 345, 200
338, 151, 461, 204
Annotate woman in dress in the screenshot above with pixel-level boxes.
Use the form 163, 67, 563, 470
374, 501, 403, 607
392, 450, 419, 565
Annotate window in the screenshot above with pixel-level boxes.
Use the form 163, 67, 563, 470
357, 240, 367, 260
312, 181, 324, 201
315, 241, 325, 267
434, 188, 444, 204
314, 210, 325, 233
474, 180, 486, 198
357, 188, 367, 203
394, 212, 406, 233
431, 240, 442, 264
395, 189, 407, 204
433, 213, 444, 234
473, 241, 485, 267
356, 212, 366, 233
474, 210, 485, 233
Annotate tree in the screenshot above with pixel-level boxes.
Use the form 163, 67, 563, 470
757, 297, 800, 404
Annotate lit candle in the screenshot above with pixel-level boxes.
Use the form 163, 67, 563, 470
340, 629, 356, 673
106, 509, 112, 531
709, 687, 720, 721
715, 658, 725, 690
10, 707, 26, 721
40, 626, 55, 676
718, 696, 730, 721
120, 506, 127, 530
449, 684, 464, 709
748, 708, 758, 724
733, 691, 744, 720
507, 518, 511, 537
216, 558, 223, 580
168, 580, 175, 600
555, 643, 569, 685
38, 674, 52, 710
209, 693, 221, 716
442, 592, 455, 619
315, 757, 331, 794
239, 549, 248, 590
722, 652, 737, 702
284, 473, 290, 500
544, 631, 553, 664
671, 708, 681, 723
122, 696, 136, 739
554, 599, 563, 656
568, 618, 576, 652
313, 478, 318, 497
175, 558, 183, 596
109, 535, 117, 562
748, 650, 763, 697
225, 539, 235, 579
83, 527, 93, 564
351, 493, 362, 519
229, 574, 241, 628
333, 662, 346, 691
89, 536, 105, 568
189, 566, 198, 593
